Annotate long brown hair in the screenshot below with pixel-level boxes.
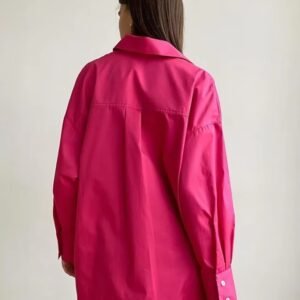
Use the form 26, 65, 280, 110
118, 0, 184, 52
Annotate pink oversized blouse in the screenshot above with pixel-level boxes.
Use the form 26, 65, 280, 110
52, 33, 237, 300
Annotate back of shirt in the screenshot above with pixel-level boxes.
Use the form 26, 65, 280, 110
52, 34, 237, 300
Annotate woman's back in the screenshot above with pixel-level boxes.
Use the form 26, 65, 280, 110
53, 34, 237, 300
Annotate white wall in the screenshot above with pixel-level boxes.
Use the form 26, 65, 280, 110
0, 0, 299, 299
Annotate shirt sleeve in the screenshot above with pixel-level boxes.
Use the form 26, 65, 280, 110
177, 70, 237, 299
52, 61, 96, 264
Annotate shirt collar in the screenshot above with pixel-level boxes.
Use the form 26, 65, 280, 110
113, 33, 191, 63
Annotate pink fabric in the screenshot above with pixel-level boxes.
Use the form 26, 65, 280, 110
52, 33, 237, 300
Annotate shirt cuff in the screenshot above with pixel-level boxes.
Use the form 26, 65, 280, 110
201, 266, 237, 300
59, 228, 75, 264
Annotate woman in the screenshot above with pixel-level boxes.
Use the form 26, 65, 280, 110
52, 0, 238, 299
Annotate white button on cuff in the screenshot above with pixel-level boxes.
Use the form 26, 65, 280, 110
220, 280, 226, 286
225, 298, 230, 300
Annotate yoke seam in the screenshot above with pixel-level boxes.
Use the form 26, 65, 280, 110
92, 101, 189, 116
